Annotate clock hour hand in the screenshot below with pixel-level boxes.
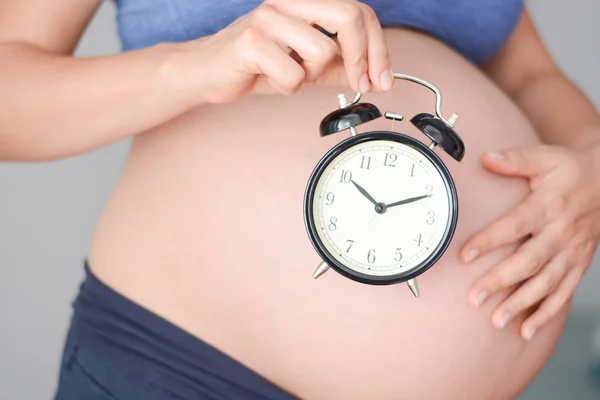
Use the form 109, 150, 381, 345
350, 180, 378, 207
386, 194, 432, 209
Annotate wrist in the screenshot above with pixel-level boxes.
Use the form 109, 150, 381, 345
155, 40, 212, 109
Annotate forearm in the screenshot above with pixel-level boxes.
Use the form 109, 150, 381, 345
0, 42, 198, 161
508, 70, 600, 150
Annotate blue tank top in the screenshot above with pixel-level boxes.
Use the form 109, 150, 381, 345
116, 0, 523, 64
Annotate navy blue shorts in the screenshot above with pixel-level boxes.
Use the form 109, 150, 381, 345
54, 262, 299, 400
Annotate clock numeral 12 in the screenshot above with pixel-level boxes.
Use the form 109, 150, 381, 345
384, 153, 397, 167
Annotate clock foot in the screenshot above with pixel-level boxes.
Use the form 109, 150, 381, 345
407, 279, 420, 298
312, 262, 330, 279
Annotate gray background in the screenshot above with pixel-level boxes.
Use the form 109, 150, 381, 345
1, 0, 599, 399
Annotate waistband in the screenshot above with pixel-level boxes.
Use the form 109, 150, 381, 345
67, 261, 297, 400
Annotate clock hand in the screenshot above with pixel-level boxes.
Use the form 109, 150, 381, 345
350, 180, 378, 207
386, 194, 432, 209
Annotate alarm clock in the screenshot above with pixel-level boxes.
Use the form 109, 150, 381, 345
303, 73, 465, 297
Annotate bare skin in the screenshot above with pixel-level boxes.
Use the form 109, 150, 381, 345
1, 1, 599, 399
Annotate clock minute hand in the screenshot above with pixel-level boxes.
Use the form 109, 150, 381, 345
350, 180, 378, 206
386, 194, 432, 209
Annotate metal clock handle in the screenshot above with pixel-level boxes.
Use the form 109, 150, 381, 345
391, 73, 459, 128
337, 73, 459, 129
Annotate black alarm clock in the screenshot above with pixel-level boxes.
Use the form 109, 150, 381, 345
303, 73, 465, 297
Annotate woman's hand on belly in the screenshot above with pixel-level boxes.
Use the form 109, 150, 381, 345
173, 0, 394, 105
461, 142, 600, 341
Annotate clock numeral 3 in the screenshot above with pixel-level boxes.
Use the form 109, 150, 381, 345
414, 234, 423, 247
325, 192, 335, 205
394, 248, 403, 261
345, 239, 354, 253
426, 211, 435, 225
360, 156, 371, 170
384, 153, 397, 167
328, 217, 337, 231
339, 170, 352, 183
367, 249, 376, 264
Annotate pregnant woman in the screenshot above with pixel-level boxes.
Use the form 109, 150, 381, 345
2, 0, 600, 399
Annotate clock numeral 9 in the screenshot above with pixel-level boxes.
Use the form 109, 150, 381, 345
328, 217, 337, 231
325, 192, 335, 205
367, 249, 376, 264
426, 211, 435, 225
394, 248, 403, 261
339, 170, 352, 183
384, 153, 397, 167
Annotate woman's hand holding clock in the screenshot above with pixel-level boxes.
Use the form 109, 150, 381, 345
173, 0, 394, 106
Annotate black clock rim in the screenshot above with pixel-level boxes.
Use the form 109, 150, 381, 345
303, 130, 459, 285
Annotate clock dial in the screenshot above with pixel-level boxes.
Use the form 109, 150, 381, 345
312, 139, 452, 277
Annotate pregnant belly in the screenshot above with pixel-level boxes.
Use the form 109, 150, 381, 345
88, 29, 569, 399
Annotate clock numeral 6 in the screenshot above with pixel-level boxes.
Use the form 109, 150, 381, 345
394, 248, 403, 261
426, 211, 435, 225
328, 217, 337, 231
325, 192, 335, 205
339, 170, 352, 183
367, 249, 376, 264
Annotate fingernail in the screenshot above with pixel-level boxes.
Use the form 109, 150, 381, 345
465, 248, 479, 262
487, 152, 505, 160
498, 312, 511, 328
523, 326, 537, 340
359, 73, 371, 93
475, 290, 488, 307
380, 69, 393, 91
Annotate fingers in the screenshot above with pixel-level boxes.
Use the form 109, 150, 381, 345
353, 1, 393, 91
256, 6, 338, 82
520, 264, 584, 340
267, 0, 391, 93
467, 223, 565, 308
489, 251, 570, 330
238, 27, 306, 95
461, 193, 546, 263
481, 146, 556, 179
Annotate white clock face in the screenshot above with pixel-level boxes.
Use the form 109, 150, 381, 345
312, 139, 453, 277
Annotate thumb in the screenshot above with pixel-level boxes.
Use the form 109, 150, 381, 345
482, 146, 555, 178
